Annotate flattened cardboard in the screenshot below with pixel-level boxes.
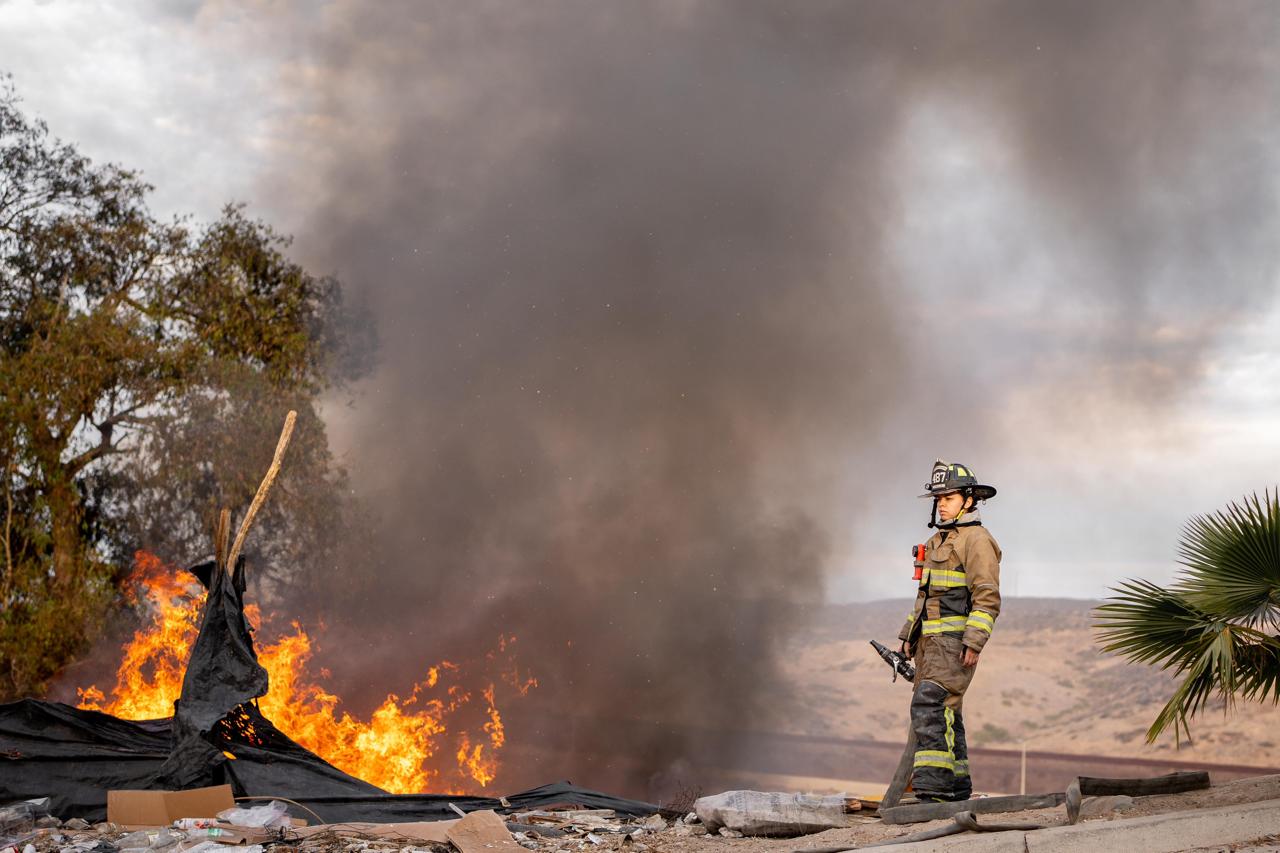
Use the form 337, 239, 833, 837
446, 810, 519, 853
108, 785, 236, 827
292, 820, 457, 843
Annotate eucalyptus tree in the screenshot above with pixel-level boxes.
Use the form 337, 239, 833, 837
0, 79, 373, 697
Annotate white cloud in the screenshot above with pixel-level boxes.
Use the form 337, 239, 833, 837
0, 0, 300, 223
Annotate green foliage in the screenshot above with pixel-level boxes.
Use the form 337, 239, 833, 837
1096, 491, 1280, 743
0, 78, 374, 698
974, 722, 1013, 744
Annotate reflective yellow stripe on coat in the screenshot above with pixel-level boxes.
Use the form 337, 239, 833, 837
966, 610, 995, 635
922, 616, 968, 635
928, 568, 967, 588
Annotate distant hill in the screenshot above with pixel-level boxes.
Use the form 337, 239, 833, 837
773, 597, 1280, 767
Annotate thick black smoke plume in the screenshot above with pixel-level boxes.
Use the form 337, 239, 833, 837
254, 1, 1280, 796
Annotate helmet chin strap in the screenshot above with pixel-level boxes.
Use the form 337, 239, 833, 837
928, 492, 978, 530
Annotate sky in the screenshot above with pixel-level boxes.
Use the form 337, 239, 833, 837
3, 0, 1279, 609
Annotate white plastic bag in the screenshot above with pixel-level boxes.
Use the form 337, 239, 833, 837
215, 800, 290, 829
693, 791, 848, 837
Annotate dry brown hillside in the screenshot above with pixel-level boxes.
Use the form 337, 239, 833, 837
773, 598, 1280, 768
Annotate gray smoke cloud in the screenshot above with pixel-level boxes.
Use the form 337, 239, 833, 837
241, 1, 1280, 796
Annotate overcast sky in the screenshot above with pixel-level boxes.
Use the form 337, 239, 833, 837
3, 0, 1279, 604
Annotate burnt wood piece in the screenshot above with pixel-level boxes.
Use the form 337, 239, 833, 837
879, 681, 920, 811
880, 731, 916, 811
1078, 770, 1210, 797
879, 792, 1065, 825
796, 810, 1047, 853
1066, 771, 1210, 824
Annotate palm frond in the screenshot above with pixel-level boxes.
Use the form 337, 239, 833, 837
1174, 490, 1280, 628
1096, 500, 1280, 743
1233, 637, 1280, 704
1095, 579, 1218, 671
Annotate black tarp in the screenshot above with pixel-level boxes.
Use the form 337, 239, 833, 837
1, 559, 657, 821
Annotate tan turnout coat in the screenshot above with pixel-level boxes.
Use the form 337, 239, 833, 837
897, 520, 1002, 654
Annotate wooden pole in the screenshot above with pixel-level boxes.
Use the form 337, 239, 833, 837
1020, 741, 1027, 795
226, 410, 297, 572
215, 508, 231, 572
881, 681, 919, 810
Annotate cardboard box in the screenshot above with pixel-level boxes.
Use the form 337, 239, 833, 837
107, 785, 236, 827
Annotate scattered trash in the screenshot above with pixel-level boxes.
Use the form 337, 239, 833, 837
671, 823, 708, 838
214, 802, 290, 830
0, 785, 883, 853
695, 791, 853, 837
1, 803, 36, 849
116, 828, 182, 852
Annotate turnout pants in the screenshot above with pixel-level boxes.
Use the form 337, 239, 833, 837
910, 634, 975, 801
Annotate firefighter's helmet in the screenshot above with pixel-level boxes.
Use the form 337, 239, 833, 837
919, 458, 997, 501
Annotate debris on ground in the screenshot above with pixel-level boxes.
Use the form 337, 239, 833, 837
694, 792, 861, 838
6, 774, 1280, 853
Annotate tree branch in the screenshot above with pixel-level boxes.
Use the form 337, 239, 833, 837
65, 428, 126, 474
1, 458, 14, 603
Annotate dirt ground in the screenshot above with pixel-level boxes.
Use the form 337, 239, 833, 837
628, 775, 1280, 853
14, 776, 1280, 853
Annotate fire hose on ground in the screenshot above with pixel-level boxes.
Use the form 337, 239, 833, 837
792, 771, 1211, 852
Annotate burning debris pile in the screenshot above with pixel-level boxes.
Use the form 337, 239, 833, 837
76, 551, 535, 794
0, 413, 650, 824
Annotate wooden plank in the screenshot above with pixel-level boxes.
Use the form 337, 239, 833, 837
1079, 771, 1210, 797
1065, 771, 1210, 824
880, 706, 921, 809
880, 792, 1065, 825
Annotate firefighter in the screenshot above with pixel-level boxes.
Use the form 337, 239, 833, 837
897, 459, 1001, 802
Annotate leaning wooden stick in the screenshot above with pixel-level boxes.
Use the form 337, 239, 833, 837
226, 410, 297, 572
215, 508, 231, 571
880, 679, 919, 810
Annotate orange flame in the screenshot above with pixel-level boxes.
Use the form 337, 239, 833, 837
80, 552, 536, 794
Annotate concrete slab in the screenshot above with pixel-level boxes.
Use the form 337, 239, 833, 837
1025, 797, 1280, 853
858, 830, 1028, 852
877, 796, 1280, 853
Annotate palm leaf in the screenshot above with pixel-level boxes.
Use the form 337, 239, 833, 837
1096, 490, 1280, 742
1174, 491, 1280, 627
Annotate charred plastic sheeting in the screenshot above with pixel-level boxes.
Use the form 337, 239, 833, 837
1, 558, 658, 822
0, 701, 656, 821
153, 557, 270, 790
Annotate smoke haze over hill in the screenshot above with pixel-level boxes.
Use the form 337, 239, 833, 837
5, 0, 1280, 796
